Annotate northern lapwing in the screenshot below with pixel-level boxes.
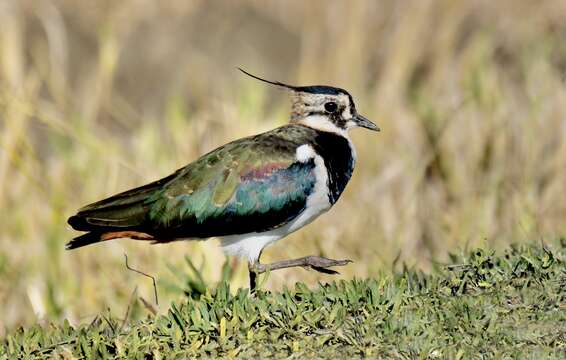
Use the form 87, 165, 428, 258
66, 69, 379, 290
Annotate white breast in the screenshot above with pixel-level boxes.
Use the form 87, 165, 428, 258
286, 144, 331, 232
220, 144, 331, 263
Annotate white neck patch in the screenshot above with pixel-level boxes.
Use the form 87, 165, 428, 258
295, 144, 316, 163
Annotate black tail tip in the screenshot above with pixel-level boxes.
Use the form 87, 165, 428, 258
65, 232, 101, 250
67, 215, 89, 231
65, 240, 81, 250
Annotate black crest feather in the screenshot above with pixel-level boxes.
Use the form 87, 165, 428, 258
237, 67, 298, 91
238, 67, 351, 98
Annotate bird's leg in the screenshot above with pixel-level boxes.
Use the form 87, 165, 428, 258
248, 262, 258, 292
255, 256, 353, 275
248, 248, 263, 292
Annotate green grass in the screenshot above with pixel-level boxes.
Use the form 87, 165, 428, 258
3, 242, 564, 359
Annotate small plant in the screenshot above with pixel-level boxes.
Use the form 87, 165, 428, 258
1, 242, 564, 359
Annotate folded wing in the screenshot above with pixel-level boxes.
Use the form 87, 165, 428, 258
67, 131, 317, 247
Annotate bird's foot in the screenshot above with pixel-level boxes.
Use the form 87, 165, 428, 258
248, 256, 353, 292
255, 255, 353, 275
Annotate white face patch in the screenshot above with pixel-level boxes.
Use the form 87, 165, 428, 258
341, 107, 353, 120
291, 91, 361, 134
297, 115, 349, 137
294, 93, 351, 117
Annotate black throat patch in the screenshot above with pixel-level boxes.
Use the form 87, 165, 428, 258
309, 130, 355, 204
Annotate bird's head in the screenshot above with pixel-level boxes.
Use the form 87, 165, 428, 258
239, 68, 379, 135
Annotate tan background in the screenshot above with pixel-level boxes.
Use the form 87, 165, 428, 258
1, 0, 565, 330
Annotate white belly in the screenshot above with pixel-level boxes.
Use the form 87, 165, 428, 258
220, 201, 330, 262
220, 144, 331, 263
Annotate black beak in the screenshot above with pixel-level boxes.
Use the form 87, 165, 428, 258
354, 114, 380, 131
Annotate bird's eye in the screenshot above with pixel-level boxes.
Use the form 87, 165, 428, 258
324, 102, 338, 113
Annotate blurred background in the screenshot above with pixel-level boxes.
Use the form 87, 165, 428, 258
1, 0, 566, 331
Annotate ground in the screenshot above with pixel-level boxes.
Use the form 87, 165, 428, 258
2, 241, 564, 359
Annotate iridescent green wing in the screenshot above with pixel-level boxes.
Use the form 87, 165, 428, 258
146, 127, 318, 238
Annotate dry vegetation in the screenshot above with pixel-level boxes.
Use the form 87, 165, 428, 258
1, 0, 565, 330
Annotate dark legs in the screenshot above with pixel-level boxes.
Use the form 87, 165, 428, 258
248, 255, 353, 291
248, 263, 258, 290
248, 249, 264, 291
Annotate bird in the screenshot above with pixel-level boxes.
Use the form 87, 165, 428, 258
66, 68, 379, 290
